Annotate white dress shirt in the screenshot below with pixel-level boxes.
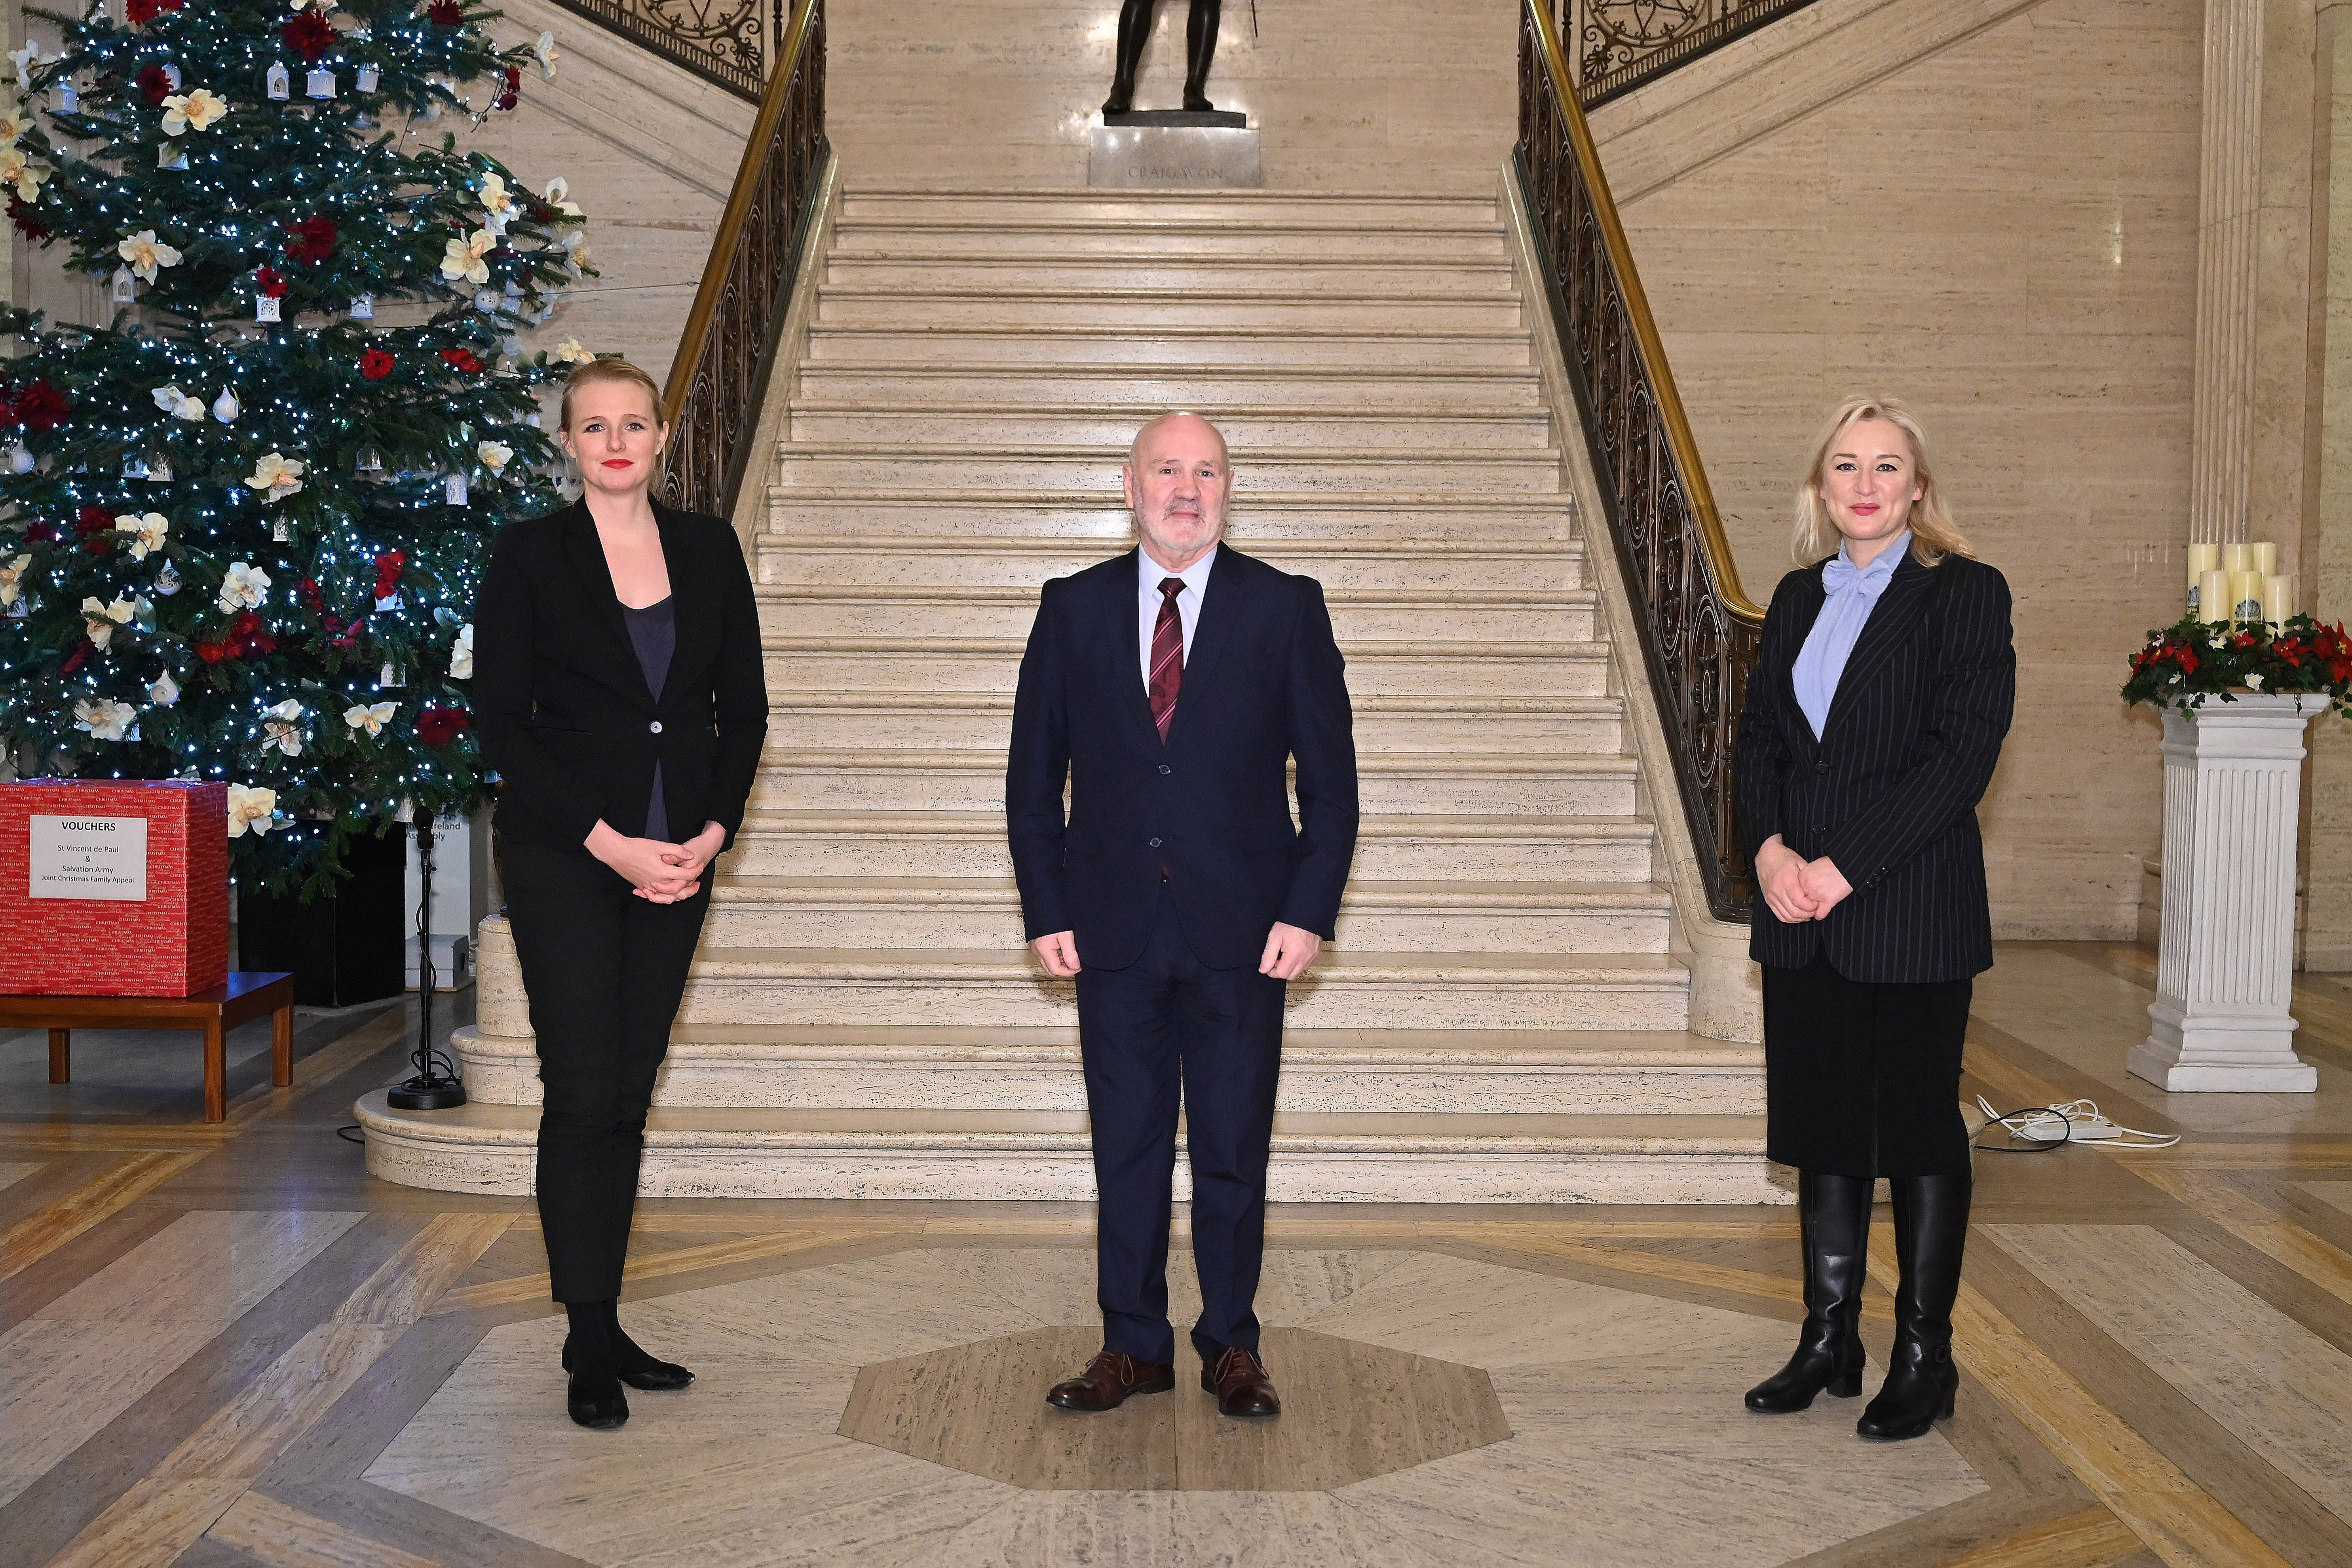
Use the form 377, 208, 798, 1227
1136, 545, 1215, 694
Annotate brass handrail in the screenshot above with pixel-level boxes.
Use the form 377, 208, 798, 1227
1519, 0, 1764, 919
658, 0, 827, 519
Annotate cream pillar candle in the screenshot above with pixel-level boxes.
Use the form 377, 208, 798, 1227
2253, 541, 2279, 577
2223, 542, 2256, 574
2187, 542, 2221, 614
2229, 570, 2264, 623
2200, 569, 2232, 624
2262, 574, 2295, 627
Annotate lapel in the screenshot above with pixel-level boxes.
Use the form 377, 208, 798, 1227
558, 498, 654, 703
1098, 549, 1164, 752
650, 501, 706, 699
1820, 548, 1936, 743
1163, 542, 1248, 751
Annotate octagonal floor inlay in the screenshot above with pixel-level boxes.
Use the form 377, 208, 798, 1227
366, 1246, 1989, 1567
840, 1323, 1510, 1490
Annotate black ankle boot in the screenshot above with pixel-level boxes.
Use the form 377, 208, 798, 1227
1858, 1170, 1970, 1441
561, 1299, 629, 1429
1746, 1170, 1871, 1413
602, 1298, 693, 1391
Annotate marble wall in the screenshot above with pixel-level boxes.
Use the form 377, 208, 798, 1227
825, 0, 1520, 188
1592, 0, 2210, 939
2310, 0, 2352, 971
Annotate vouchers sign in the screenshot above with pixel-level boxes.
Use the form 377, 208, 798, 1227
30, 815, 151, 901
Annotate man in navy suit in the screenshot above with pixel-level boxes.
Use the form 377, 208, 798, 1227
1007, 412, 1359, 1418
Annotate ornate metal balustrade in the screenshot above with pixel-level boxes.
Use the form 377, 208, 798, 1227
543, 0, 784, 100
1563, 0, 1820, 106
659, 0, 826, 520
1519, 0, 1764, 920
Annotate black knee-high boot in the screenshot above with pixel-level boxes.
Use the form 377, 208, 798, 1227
1857, 1169, 1970, 1440
1746, 1170, 1871, 1412
1182, 0, 1222, 110
1102, 0, 1155, 114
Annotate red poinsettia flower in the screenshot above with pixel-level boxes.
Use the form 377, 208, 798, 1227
2232, 631, 2257, 650
2176, 646, 2200, 677
8, 194, 51, 241
74, 504, 115, 556
255, 266, 288, 299
372, 549, 407, 600
285, 216, 337, 264
282, 10, 336, 63
298, 576, 326, 614
136, 65, 172, 104
359, 347, 395, 380
426, 0, 464, 25
126, 0, 182, 23
329, 614, 366, 650
13, 379, 65, 431
194, 639, 227, 664
229, 611, 277, 658
59, 639, 90, 675
439, 347, 483, 374
416, 706, 471, 746
492, 65, 520, 112
23, 519, 60, 543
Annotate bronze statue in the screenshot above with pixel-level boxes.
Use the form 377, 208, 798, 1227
1102, 0, 1222, 116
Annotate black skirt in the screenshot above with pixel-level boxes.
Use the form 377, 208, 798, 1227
1761, 951, 1972, 1177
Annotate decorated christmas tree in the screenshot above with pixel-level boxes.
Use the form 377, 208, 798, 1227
0, 0, 593, 895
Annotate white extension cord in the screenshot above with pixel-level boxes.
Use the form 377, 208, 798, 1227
1974, 1095, 2181, 1150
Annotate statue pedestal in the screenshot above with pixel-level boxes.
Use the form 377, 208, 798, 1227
1089, 122, 1262, 187
2128, 694, 2327, 1093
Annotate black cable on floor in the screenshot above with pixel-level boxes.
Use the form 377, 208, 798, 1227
335, 1124, 365, 1144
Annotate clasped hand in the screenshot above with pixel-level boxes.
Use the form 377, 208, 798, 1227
1754, 835, 1853, 925
1030, 921, 1325, 981
585, 819, 726, 903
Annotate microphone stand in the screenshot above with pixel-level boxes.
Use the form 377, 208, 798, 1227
386, 816, 468, 1110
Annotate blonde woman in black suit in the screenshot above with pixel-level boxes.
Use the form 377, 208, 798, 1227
1735, 394, 2014, 1441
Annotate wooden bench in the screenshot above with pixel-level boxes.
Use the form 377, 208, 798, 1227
5, 972, 298, 1122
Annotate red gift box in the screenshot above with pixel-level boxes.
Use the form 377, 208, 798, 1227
0, 779, 229, 997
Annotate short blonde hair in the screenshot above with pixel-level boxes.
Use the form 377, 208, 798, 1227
559, 356, 665, 433
1792, 394, 1971, 567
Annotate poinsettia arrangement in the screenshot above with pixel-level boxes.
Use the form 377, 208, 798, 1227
2123, 614, 2352, 717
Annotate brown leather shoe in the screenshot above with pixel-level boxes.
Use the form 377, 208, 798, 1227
1046, 1350, 1175, 1412
1201, 1345, 1280, 1418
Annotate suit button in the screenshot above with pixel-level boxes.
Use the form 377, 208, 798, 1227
1149, 838, 1163, 848
1815, 760, 1830, 774
1159, 765, 1172, 775
1812, 823, 1825, 832
649, 720, 663, 734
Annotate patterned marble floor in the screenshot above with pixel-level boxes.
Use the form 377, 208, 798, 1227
4, 943, 2352, 1568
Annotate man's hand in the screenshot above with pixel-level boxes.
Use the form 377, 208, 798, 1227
1797, 856, 1854, 921
1754, 834, 1821, 926
1032, 931, 1081, 977
1259, 922, 1323, 981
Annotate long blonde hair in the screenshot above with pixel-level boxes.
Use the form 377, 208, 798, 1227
1791, 394, 1971, 567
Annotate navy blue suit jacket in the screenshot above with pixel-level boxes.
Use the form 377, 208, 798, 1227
1736, 549, 2015, 983
1006, 542, 1360, 972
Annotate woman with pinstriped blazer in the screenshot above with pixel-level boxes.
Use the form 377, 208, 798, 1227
1734, 394, 2015, 1443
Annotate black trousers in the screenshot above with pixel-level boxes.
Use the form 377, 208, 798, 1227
1074, 884, 1286, 1365
500, 836, 712, 1303
1762, 951, 1972, 1178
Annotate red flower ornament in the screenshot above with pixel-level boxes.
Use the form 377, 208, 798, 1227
372, 549, 406, 601
283, 11, 337, 63
125, 0, 182, 23
416, 706, 471, 746
285, 216, 337, 265
194, 638, 227, 664
73, 504, 115, 556
426, 0, 464, 25
439, 347, 483, 374
256, 266, 289, 299
8, 195, 51, 241
13, 380, 66, 431
492, 65, 520, 112
137, 65, 173, 104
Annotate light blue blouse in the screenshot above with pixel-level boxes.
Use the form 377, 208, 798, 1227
1792, 530, 1909, 740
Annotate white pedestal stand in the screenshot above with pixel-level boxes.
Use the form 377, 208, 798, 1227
2129, 693, 2326, 1092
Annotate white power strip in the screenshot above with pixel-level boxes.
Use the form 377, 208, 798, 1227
1974, 1097, 2181, 1150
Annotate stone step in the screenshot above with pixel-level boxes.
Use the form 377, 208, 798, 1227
761, 637, 1609, 698
446, 1023, 1763, 1116
811, 287, 1524, 333
756, 584, 1596, 642
783, 406, 1553, 451
749, 536, 1582, 591
746, 751, 1641, 817
652, 948, 1687, 1030
830, 222, 1511, 263
357, 1095, 1777, 1203
821, 255, 1520, 293
790, 364, 1545, 413
773, 442, 1561, 494
692, 876, 1671, 954
804, 325, 1533, 368
727, 810, 1653, 879
835, 188, 1504, 229
760, 490, 1576, 543
763, 691, 1624, 751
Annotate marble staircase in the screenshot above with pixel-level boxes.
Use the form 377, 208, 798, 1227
359, 187, 1779, 1204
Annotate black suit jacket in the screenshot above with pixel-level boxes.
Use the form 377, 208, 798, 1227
473, 498, 769, 855
1736, 549, 2014, 983
1006, 543, 1360, 971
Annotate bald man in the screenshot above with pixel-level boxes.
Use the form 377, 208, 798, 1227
1007, 413, 1360, 1418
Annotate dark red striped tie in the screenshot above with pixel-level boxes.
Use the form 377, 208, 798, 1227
1149, 576, 1184, 743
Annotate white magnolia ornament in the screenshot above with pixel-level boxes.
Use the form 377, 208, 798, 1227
244, 452, 304, 498
152, 383, 205, 420
148, 669, 179, 707
344, 700, 397, 737
80, 595, 134, 648
117, 229, 182, 282
160, 87, 226, 135
211, 388, 239, 422
215, 559, 271, 613
9, 44, 39, 89
448, 623, 474, 679
118, 511, 169, 561
262, 698, 303, 755
477, 440, 512, 472
439, 228, 494, 286
0, 147, 48, 202
553, 336, 594, 365
477, 170, 515, 223
0, 106, 31, 146
0, 553, 30, 607
534, 30, 560, 79
226, 783, 277, 836
74, 697, 137, 741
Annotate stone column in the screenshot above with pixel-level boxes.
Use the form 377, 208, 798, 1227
2190, 0, 2265, 546
2308, 0, 2352, 971
2130, 694, 2327, 1092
